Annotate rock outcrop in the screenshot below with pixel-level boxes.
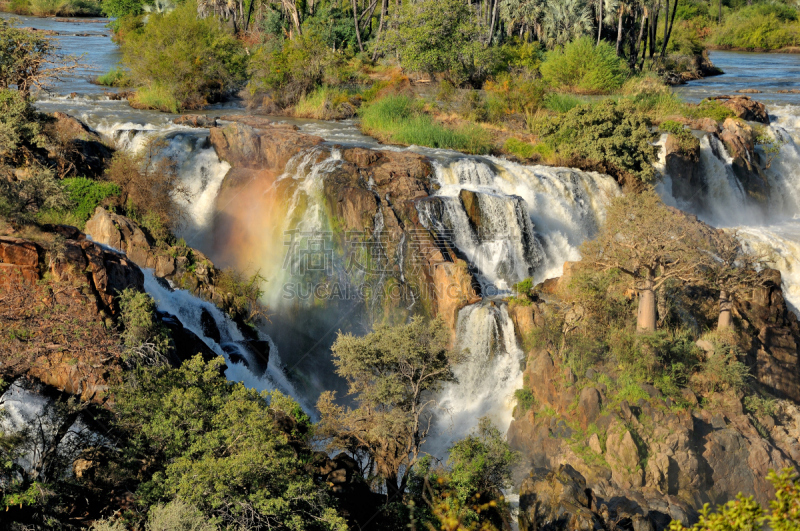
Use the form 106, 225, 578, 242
510, 262, 800, 530
46, 112, 114, 179
711, 95, 770, 124
208, 120, 480, 330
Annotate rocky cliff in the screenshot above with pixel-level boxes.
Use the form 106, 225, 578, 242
508, 263, 800, 531
207, 118, 481, 331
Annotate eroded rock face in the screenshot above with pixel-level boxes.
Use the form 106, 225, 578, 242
664, 132, 703, 207
209, 122, 481, 329
47, 112, 114, 179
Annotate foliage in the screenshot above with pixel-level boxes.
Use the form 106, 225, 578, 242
514, 388, 537, 416
381, 0, 501, 86
360, 95, 492, 154
95, 66, 132, 88
660, 120, 700, 153
0, 88, 45, 164
114, 355, 347, 531
213, 268, 267, 325
711, 5, 800, 50
293, 85, 358, 120
10, 0, 102, 16
0, 165, 70, 224
317, 317, 463, 495
541, 0, 593, 49
60, 177, 121, 225
743, 394, 777, 418
146, 499, 219, 531
101, 0, 144, 18
0, 18, 79, 96
668, 468, 800, 530
541, 37, 628, 94
248, 33, 343, 108
484, 72, 546, 119
504, 137, 536, 160
543, 92, 583, 113
105, 140, 188, 242
539, 100, 657, 181
406, 419, 517, 531
122, 1, 247, 111
117, 288, 172, 365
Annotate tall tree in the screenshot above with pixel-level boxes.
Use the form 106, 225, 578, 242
316, 317, 464, 497
581, 191, 711, 332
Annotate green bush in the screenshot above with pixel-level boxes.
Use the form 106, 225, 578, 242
113, 355, 347, 531
539, 99, 658, 181
122, 1, 247, 111
540, 37, 629, 94
360, 95, 492, 154
711, 5, 800, 50
95, 67, 131, 88
504, 137, 536, 160
484, 73, 547, 120
660, 120, 699, 153
0, 89, 45, 163
380, 0, 501, 86
514, 388, 536, 414
543, 92, 584, 113
102, 0, 144, 18
247, 33, 344, 108
118, 288, 172, 362
61, 178, 121, 224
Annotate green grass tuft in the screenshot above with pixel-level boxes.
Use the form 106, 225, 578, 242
360, 95, 492, 155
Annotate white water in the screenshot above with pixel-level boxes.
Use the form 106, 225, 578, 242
427, 302, 524, 456
140, 271, 313, 412
658, 105, 800, 312
423, 157, 620, 293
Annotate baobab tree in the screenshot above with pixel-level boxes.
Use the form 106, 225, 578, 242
581, 190, 711, 332
703, 230, 771, 330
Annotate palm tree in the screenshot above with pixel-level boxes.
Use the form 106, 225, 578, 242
500, 0, 547, 40
541, 0, 593, 48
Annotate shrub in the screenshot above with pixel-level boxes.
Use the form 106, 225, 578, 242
95, 67, 131, 88
514, 388, 536, 415
539, 100, 658, 182
711, 6, 800, 50
484, 73, 547, 119
102, 0, 143, 18
543, 92, 584, 113
146, 499, 218, 531
293, 86, 358, 120
0, 166, 70, 224
248, 33, 342, 108
118, 288, 171, 364
540, 37, 629, 94
0, 89, 45, 163
105, 141, 188, 241
660, 120, 699, 153
122, 1, 247, 111
61, 178, 121, 224
360, 95, 492, 154
504, 137, 536, 160
380, 0, 501, 86
114, 355, 347, 531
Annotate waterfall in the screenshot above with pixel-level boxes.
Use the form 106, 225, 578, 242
421, 157, 619, 291
426, 301, 524, 456
141, 271, 312, 412
657, 105, 800, 313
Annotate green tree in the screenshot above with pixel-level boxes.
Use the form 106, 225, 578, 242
0, 18, 79, 97
541, 0, 593, 48
668, 468, 800, 531
539, 100, 656, 180
381, 0, 500, 86
316, 317, 464, 497
581, 191, 710, 332
114, 355, 347, 531
122, 1, 248, 110
540, 36, 629, 93
0, 88, 45, 164
406, 418, 518, 531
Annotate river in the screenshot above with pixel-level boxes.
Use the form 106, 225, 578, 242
5, 12, 800, 456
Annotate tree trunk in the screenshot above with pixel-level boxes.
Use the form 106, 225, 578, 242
718, 0, 722, 24
633, 9, 647, 68
660, 0, 680, 57
616, 5, 624, 56
353, 0, 365, 53
487, 0, 500, 45
597, 0, 603, 44
371, 0, 389, 61
718, 290, 732, 329
637, 279, 657, 332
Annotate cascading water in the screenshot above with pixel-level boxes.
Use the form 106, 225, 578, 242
658, 105, 800, 312
140, 270, 311, 411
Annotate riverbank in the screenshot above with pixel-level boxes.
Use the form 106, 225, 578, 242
0, 0, 103, 17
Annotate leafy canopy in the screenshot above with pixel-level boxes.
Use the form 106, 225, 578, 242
114, 355, 347, 531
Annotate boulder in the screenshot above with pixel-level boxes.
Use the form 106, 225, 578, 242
48, 112, 114, 178
173, 114, 218, 128
578, 387, 603, 429
664, 132, 703, 206
519, 465, 605, 531
712, 95, 769, 124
